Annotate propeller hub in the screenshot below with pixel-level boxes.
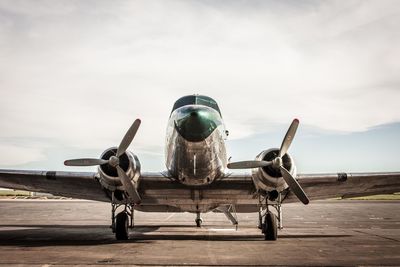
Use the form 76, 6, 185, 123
109, 156, 120, 167
272, 157, 283, 168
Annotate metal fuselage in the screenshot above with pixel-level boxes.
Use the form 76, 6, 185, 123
165, 104, 228, 186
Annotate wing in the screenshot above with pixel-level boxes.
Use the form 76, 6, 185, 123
1, 169, 398, 209
0, 169, 109, 201
0, 169, 258, 212
0, 169, 171, 203
283, 172, 400, 203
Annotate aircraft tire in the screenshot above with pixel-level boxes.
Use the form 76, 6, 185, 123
264, 212, 277, 241
115, 211, 129, 240
196, 218, 203, 227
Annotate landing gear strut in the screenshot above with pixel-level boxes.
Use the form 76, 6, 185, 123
258, 192, 283, 241
111, 194, 135, 240
216, 205, 238, 230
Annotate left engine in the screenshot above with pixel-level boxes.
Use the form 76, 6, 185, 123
97, 147, 141, 192
64, 119, 143, 204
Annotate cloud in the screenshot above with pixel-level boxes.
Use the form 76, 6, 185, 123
0, 0, 399, 166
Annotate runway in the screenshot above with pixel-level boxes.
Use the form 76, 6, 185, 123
0, 199, 399, 266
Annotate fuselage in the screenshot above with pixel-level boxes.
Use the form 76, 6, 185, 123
165, 95, 228, 185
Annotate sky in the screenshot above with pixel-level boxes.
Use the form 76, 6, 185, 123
0, 0, 399, 173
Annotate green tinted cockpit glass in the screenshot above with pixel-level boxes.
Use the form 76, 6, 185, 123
171, 95, 221, 116
174, 106, 222, 142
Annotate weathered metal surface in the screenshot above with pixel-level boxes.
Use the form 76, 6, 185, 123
165, 104, 228, 186
292, 172, 400, 201
137, 172, 257, 212
0, 169, 108, 202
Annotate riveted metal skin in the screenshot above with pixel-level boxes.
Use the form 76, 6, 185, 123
165, 105, 228, 186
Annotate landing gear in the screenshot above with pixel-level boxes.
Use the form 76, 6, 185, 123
263, 211, 277, 240
258, 191, 282, 241
195, 211, 203, 227
216, 205, 238, 230
115, 211, 129, 240
111, 195, 135, 240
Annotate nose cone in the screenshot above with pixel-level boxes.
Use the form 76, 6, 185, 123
175, 106, 221, 142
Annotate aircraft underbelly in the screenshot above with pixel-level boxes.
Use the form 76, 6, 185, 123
137, 174, 258, 213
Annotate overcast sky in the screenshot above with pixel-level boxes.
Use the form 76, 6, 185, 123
0, 0, 399, 173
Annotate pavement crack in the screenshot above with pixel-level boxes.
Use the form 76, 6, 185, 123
353, 230, 400, 242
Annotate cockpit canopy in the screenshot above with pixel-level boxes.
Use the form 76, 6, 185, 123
171, 95, 221, 116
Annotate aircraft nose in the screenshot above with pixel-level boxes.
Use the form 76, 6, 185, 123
175, 107, 220, 142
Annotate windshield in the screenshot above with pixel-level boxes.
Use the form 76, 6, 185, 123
171, 95, 221, 116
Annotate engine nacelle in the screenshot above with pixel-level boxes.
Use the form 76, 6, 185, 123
97, 147, 141, 192
252, 148, 297, 192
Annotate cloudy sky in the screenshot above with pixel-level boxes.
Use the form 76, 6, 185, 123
0, 0, 399, 173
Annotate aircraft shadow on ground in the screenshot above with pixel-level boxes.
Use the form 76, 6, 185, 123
133, 233, 352, 241
0, 224, 352, 246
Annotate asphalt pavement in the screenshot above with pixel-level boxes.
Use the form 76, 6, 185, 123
0, 199, 399, 266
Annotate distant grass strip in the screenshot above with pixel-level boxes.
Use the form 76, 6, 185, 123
348, 193, 400, 200
0, 190, 30, 196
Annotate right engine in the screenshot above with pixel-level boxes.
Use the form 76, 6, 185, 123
227, 119, 309, 204
252, 148, 297, 193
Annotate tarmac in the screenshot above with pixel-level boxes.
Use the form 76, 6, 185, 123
0, 199, 399, 266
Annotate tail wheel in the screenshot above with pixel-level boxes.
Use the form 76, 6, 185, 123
195, 218, 203, 227
115, 211, 129, 240
264, 212, 277, 241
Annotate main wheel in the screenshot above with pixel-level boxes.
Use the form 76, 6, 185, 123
263, 212, 277, 241
115, 212, 129, 240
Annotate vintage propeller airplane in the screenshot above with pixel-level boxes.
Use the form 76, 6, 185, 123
0, 95, 399, 240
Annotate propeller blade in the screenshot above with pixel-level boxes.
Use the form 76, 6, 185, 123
116, 119, 141, 157
64, 158, 108, 166
227, 160, 272, 169
280, 166, 309, 205
116, 165, 141, 204
279, 118, 299, 158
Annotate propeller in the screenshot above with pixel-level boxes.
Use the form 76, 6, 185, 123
227, 119, 309, 205
64, 158, 108, 166
227, 160, 272, 169
280, 166, 309, 204
64, 119, 142, 204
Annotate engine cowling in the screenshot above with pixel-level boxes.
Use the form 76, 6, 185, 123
252, 148, 297, 192
97, 147, 141, 192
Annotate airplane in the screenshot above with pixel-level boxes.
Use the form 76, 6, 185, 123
0, 94, 399, 240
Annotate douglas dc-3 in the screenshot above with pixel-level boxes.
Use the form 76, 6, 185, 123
1, 95, 400, 240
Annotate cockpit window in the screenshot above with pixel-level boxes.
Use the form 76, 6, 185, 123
172, 95, 221, 116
